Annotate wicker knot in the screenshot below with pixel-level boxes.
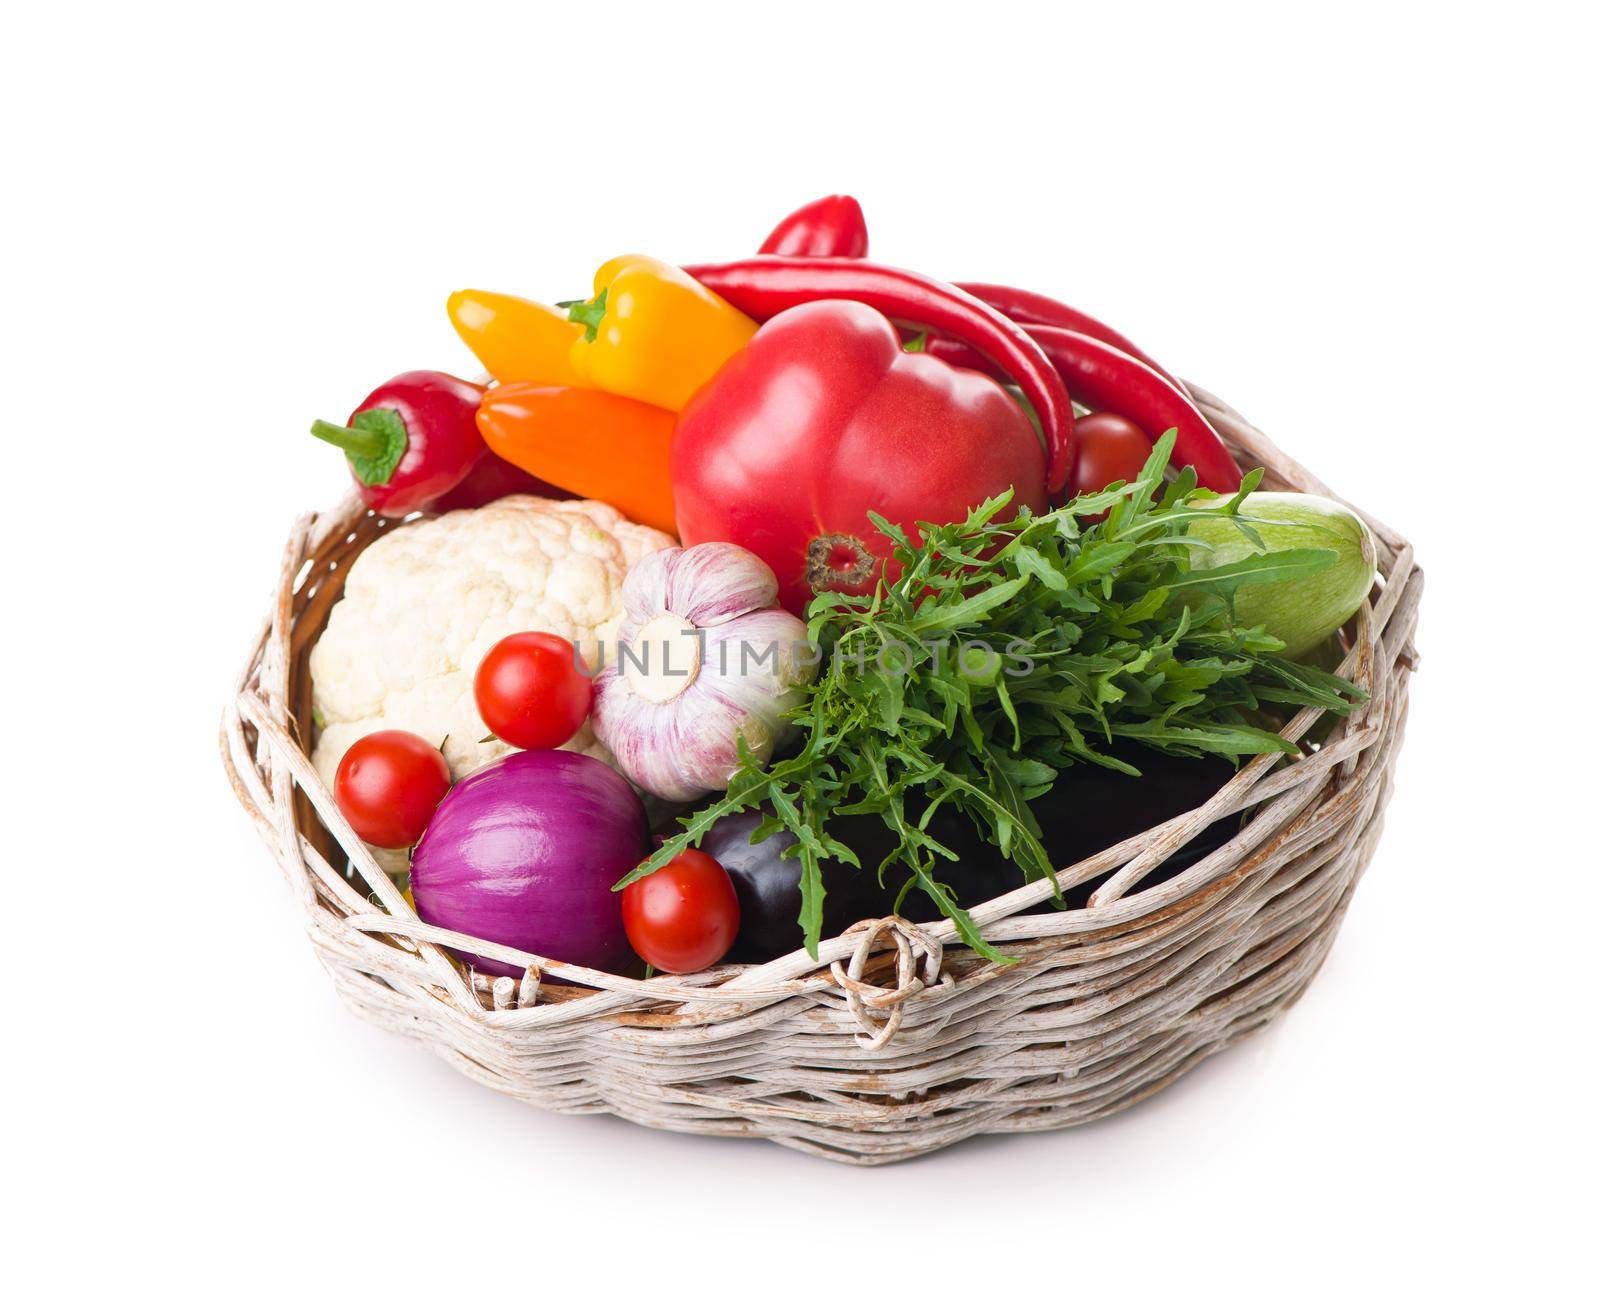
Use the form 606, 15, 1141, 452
828, 917, 950, 1051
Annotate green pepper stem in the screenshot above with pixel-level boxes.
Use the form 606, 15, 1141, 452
311, 419, 388, 459
565, 288, 609, 342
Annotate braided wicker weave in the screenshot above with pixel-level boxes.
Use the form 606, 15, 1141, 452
222, 386, 1420, 1165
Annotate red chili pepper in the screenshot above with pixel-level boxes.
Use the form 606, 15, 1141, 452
311, 370, 487, 517
684, 256, 1075, 494
956, 282, 1181, 388
758, 195, 870, 258
673, 300, 1048, 614
927, 327, 1242, 493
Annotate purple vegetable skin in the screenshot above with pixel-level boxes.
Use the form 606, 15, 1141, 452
410, 750, 649, 977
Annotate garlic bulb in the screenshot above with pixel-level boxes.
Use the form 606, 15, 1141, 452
591, 542, 816, 801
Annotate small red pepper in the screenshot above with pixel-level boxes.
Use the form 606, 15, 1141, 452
684, 256, 1075, 494
430, 445, 567, 513
927, 327, 1242, 493
311, 370, 487, 517
673, 300, 1048, 614
758, 195, 870, 258
956, 282, 1181, 388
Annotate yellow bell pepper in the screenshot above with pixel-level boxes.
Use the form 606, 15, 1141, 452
447, 288, 584, 387
563, 255, 757, 410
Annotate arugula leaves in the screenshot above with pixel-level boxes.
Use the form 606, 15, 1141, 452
622, 432, 1364, 961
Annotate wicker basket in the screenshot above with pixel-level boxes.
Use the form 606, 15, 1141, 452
222, 385, 1421, 1165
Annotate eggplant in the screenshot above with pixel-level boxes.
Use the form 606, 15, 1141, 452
1035, 748, 1241, 907
703, 747, 1243, 964
702, 809, 895, 963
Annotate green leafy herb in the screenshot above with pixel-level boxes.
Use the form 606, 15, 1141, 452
622, 431, 1365, 960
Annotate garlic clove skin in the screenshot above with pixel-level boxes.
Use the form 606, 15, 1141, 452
698, 608, 814, 707
619, 548, 679, 629
664, 542, 780, 626
591, 664, 725, 802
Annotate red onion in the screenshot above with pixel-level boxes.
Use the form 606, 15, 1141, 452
410, 750, 649, 976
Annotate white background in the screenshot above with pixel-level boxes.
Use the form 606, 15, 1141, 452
7, 3, 1593, 1301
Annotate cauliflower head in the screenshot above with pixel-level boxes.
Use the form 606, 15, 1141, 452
310, 496, 673, 810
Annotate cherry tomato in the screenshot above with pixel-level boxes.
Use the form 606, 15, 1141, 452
474, 631, 593, 750
621, 850, 741, 974
1073, 412, 1154, 495
333, 730, 451, 849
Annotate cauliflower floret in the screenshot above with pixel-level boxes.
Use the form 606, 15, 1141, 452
310, 497, 673, 841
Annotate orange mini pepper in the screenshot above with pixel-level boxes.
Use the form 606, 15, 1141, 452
447, 289, 584, 387
563, 255, 757, 410
476, 385, 678, 535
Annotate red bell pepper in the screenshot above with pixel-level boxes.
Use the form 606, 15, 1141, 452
758, 195, 869, 257
684, 257, 1076, 494
672, 300, 1049, 614
311, 370, 488, 517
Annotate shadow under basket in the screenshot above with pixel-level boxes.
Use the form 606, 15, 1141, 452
222, 385, 1421, 1165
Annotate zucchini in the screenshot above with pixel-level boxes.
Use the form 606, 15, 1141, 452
1186, 492, 1377, 658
